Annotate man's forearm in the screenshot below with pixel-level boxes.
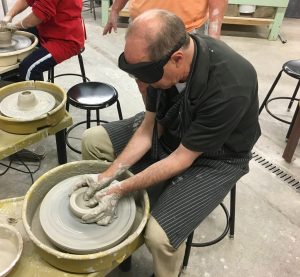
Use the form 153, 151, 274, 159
208, 0, 228, 38
102, 113, 155, 180
111, 0, 129, 13
116, 144, 202, 195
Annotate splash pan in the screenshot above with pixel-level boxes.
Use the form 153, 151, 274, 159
22, 160, 149, 274
0, 31, 38, 67
39, 175, 136, 254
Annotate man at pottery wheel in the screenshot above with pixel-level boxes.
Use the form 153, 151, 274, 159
75, 9, 261, 277
0, 0, 84, 81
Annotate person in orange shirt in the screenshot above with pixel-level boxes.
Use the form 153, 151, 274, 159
103, 0, 228, 39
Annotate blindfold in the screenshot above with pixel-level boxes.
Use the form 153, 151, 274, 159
118, 35, 187, 84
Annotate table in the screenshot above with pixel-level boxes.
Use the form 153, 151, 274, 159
282, 102, 300, 162
0, 112, 72, 164
0, 197, 88, 277
0, 64, 19, 76
100, 0, 289, 40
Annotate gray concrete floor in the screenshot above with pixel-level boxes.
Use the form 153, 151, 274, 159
1, 5, 300, 277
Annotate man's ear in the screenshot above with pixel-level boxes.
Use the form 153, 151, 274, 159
171, 51, 183, 67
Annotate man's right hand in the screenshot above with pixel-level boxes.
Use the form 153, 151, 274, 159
71, 174, 115, 201
102, 10, 119, 35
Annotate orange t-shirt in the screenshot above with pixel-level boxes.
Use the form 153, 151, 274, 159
129, 0, 208, 32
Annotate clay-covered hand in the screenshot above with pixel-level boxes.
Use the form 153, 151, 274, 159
5, 22, 18, 31
81, 184, 122, 225
0, 15, 13, 31
71, 174, 115, 201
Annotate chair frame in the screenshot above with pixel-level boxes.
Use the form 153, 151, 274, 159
182, 185, 236, 271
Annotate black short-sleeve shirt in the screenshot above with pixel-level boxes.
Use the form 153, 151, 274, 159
146, 35, 261, 155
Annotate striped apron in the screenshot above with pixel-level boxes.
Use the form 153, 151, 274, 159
103, 113, 251, 248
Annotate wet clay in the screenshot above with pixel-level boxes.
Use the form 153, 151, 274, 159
0, 30, 12, 48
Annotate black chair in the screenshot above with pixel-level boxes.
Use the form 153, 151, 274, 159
182, 185, 236, 271
259, 59, 300, 141
66, 81, 123, 154
260, 59, 300, 116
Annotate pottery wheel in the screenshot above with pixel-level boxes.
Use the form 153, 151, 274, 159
0, 90, 56, 120
0, 34, 32, 52
39, 175, 136, 254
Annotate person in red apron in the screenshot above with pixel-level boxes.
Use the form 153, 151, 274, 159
1, 0, 84, 80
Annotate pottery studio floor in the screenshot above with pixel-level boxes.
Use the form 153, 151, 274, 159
0, 5, 300, 277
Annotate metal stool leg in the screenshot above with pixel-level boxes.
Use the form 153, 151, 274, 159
96, 109, 100, 125
90, 0, 96, 20
78, 53, 88, 82
87, 109, 91, 129
182, 232, 194, 270
48, 67, 55, 83
116, 99, 123, 120
287, 80, 300, 111
229, 185, 236, 238
259, 70, 283, 114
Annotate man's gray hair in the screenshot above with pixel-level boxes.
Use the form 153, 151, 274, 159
127, 9, 190, 61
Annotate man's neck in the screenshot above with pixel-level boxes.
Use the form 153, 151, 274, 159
180, 37, 195, 82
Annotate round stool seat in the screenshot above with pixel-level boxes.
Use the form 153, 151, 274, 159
68, 82, 119, 109
283, 60, 300, 79
66, 81, 123, 154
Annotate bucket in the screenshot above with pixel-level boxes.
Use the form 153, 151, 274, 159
239, 5, 256, 13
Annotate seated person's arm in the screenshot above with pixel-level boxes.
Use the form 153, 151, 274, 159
102, 110, 156, 179
109, 143, 202, 196
15, 12, 42, 29
4, 0, 29, 21
208, 0, 228, 38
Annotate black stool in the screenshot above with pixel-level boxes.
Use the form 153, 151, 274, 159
182, 185, 236, 271
48, 48, 90, 83
259, 59, 300, 120
66, 81, 123, 154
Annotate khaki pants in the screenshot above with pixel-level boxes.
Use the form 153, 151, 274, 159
81, 126, 186, 277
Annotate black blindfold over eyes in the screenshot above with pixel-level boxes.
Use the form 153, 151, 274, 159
118, 35, 188, 84
118, 53, 167, 84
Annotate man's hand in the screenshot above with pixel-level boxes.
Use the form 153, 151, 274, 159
102, 10, 118, 35
82, 182, 123, 225
6, 22, 18, 31
0, 15, 13, 31
71, 174, 115, 201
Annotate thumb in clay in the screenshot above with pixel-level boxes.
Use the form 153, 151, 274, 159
82, 193, 121, 225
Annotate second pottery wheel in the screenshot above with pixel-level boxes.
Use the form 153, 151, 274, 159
0, 89, 56, 120
39, 175, 136, 254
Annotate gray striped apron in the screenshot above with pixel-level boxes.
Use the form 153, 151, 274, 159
103, 113, 251, 248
